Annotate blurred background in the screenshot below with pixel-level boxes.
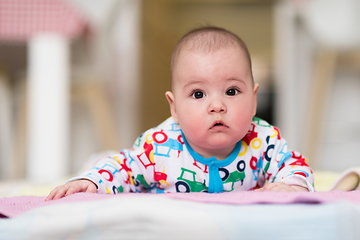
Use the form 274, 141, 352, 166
1, 0, 360, 183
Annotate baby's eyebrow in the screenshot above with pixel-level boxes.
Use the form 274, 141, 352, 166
227, 78, 246, 85
183, 80, 203, 88
183, 78, 246, 89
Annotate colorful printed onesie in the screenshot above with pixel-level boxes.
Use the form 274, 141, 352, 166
70, 117, 315, 193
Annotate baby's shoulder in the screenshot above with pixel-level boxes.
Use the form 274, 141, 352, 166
247, 117, 282, 142
154, 117, 180, 132
135, 117, 182, 143
145, 117, 181, 135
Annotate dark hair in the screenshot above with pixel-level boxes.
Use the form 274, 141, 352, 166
170, 26, 253, 82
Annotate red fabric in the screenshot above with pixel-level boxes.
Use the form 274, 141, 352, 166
0, 0, 85, 42
1, 191, 360, 218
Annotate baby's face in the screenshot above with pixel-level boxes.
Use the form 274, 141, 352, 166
166, 47, 259, 160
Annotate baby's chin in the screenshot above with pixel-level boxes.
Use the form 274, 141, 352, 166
198, 139, 239, 156
206, 133, 242, 146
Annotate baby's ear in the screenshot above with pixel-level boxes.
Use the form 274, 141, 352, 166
165, 91, 178, 123
252, 83, 260, 116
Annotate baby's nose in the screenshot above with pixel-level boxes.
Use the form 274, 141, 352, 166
209, 99, 227, 113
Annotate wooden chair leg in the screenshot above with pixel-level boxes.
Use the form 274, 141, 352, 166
305, 48, 337, 169
13, 78, 28, 179
72, 82, 120, 151
0, 71, 14, 179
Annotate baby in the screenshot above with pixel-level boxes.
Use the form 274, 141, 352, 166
47, 26, 314, 201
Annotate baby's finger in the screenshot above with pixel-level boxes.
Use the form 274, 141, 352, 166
261, 183, 278, 191
46, 186, 62, 201
268, 183, 295, 192
268, 185, 283, 192
65, 186, 79, 197
45, 191, 55, 201
253, 188, 264, 192
85, 183, 97, 193
52, 186, 69, 200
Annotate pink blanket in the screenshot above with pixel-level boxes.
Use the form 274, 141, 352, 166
1, 191, 360, 218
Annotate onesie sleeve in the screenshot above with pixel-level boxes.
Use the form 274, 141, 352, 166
67, 131, 161, 194
261, 126, 315, 192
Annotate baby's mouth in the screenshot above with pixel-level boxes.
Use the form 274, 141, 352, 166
211, 121, 228, 129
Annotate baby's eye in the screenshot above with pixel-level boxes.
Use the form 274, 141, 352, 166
191, 90, 205, 99
226, 88, 239, 96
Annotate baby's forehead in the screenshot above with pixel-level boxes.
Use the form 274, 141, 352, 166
173, 34, 251, 69
180, 35, 245, 55
172, 47, 252, 83
174, 45, 250, 72
180, 45, 246, 59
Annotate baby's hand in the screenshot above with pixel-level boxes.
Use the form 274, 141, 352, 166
46, 179, 97, 201
254, 182, 308, 192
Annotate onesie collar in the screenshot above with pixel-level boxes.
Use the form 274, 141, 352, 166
181, 131, 242, 193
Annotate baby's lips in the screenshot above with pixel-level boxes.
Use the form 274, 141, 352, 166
210, 121, 228, 129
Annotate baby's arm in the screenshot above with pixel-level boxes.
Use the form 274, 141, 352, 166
259, 126, 314, 192
46, 179, 97, 201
